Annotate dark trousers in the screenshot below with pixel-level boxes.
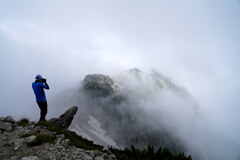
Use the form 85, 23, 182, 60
37, 101, 48, 121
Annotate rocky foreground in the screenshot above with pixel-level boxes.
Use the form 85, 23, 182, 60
0, 107, 117, 160
0, 105, 192, 160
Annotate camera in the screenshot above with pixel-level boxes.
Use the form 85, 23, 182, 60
42, 78, 46, 83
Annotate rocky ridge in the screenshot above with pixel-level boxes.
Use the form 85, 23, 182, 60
0, 107, 117, 160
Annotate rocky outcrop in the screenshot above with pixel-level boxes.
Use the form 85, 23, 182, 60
82, 74, 116, 98
0, 116, 15, 131
49, 106, 78, 129
0, 111, 117, 160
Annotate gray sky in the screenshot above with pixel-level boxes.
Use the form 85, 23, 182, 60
0, 0, 240, 158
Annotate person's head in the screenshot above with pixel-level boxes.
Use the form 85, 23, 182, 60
35, 74, 43, 82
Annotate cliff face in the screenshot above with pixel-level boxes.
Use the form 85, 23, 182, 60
0, 107, 117, 160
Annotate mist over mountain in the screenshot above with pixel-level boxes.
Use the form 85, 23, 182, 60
0, 1, 240, 160
52, 68, 201, 159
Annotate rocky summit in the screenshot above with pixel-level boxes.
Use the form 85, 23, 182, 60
0, 107, 117, 160
82, 74, 116, 98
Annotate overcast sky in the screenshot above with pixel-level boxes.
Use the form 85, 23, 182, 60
0, 0, 240, 156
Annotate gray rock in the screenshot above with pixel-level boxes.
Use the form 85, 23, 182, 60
62, 139, 70, 146
55, 134, 65, 145
89, 150, 95, 157
23, 129, 31, 134
49, 106, 78, 129
0, 116, 15, 123
110, 154, 116, 159
5, 116, 15, 123
9, 156, 18, 160
10, 138, 25, 150
94, 150, 103, 156
102, 147, 113, 155
21, 156, 39, 160
25, 135, 36, 143
79, 154, 93, 160
102, 146, 109, 151
0, 121, 12, 131
95, 156, 105, 160
82, 74, 115, 98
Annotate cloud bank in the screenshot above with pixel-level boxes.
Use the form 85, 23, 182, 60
0, 1, 240, 159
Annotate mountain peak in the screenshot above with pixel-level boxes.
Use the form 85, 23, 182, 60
81, 74, 116, 98
128, 68, 142, 73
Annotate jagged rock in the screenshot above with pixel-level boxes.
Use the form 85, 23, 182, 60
0, 121, 12, 131
49, 106, 78, 129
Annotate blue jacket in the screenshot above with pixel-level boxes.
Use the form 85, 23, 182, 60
32, 82, 48, 102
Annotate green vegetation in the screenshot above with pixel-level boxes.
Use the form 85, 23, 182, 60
36, 121, 102, 150
36, 121, 192, 160
19, 133, 56, 146
110, 145, 192, 160
16, 118, 30, 127
28, 134, 56, 146
20, 133, 33, 138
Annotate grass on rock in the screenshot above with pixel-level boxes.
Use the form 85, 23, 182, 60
36, 121, 102, 150
28, 134, 56, 146
16, 118, 30, 127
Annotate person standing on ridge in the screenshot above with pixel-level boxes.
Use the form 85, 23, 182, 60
32, 74, 50, 121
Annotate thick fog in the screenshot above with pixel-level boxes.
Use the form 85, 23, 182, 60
0, 0, 240, 159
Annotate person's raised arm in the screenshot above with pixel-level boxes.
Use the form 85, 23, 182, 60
44, 82, 50, 90
42, 79, 50, 90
